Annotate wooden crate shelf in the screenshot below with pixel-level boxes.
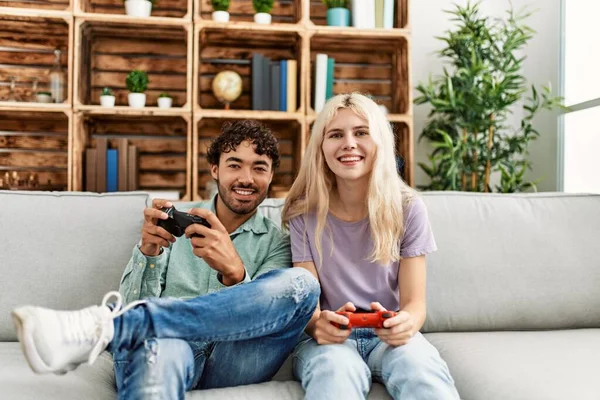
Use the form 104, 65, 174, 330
195, 26, 303, 112
72, 112, 192, 198
0, 1, 70, 13
0, 109, 71, 191
74, 0, 191, 19
195, 0, 301, 24
0, 14, 72, 108
74, 19, 193, 109
193, 116, 304, 199
309, 0, 408, 28
308, 33, 409, 115
391, 120, 412, 184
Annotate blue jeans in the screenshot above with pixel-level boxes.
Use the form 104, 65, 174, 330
108, 268, 320, 400
293, 329, 460, 400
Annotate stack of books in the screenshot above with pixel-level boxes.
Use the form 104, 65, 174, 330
251, 53, 298, 112
85, 137, 138, 193
313, 53, 336, 113
351, 0, 395, 29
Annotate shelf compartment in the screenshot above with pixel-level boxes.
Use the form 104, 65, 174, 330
309, 0, 408, 29
0, 0, 70, 13
193, 116, 303, 199
72, 112, 192, 199
75, 0, 191, 19
0, 110, 71, 191
75, 19, 192, 109
195, 26, 303, 112
195, 0, 300, 23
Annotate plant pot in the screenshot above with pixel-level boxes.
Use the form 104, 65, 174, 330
128, 93, 146, 108
100, 95, 116, 107
157, 97, 173, 109
125, 0, 152, 17
326, 8, 350, 27
212, 10, 230, 22
254, 12, 272, 24
36, 94, 52, 103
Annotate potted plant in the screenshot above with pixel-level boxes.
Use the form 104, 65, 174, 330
252, 0, 273, 24
323, 0, 349, 27
414, 2, 567, 193
36, 91, 52, 103
157, 92, 173, 109
126, 70, 149, 108
211, 0, 230, 22
124, 0, 154, 18
100, 87, 116, 107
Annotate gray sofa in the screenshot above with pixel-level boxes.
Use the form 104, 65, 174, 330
1, 190, 599, 400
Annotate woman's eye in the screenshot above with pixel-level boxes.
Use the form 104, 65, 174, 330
356, 130, 369, 136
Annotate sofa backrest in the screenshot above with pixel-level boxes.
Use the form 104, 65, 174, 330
0, 191, 149, 341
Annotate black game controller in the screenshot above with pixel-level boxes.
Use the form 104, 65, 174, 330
157, 206, 211, 237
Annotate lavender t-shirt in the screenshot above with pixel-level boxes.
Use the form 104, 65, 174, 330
289, 197, 437, 312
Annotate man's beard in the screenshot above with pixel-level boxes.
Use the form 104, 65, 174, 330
216, 179, 267, 216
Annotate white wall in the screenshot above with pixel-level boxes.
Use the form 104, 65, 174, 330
410, 0, 561, 191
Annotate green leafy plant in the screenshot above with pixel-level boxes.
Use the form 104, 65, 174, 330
158, 92, 172, 98
252, 0, 273, 14
414, 1, 567, 193
101, 87, 114, 96
322, 0, 346, 9
211, 0, 230, 11
125, 70, 149, 93
37, 91, 51, 95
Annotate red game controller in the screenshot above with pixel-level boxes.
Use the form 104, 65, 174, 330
332, 310, 397, 330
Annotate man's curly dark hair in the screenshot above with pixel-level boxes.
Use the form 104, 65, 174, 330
207, 120, 280, 170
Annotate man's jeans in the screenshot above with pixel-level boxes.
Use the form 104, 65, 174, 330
108, 268, 320, 400
293, 329, 460, 400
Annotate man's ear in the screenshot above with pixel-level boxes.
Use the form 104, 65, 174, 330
210, 164, 218, 180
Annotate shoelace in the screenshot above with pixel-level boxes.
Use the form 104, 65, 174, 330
88, 291, 146, 364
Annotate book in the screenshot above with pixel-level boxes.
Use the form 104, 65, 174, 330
262, 55, 271, 112
95, 136, 107, 193
271, 62, 280, 111
128, 145, 138, 191
251, 53, 264, 110
118, 138, 129, 191
280, 59, 287, 112
352, 0, 375, 29
326, 57, 335, 101
106, 148, 118, 192
375, 0, 384, 28
286, 59, 297, 112
383, 0, 395, 29
85, 148, 96, 192
314, 53, 328, 113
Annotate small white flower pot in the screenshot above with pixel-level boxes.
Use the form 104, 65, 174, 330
36, 94, 52, 103
254, 12, 272, 24
212, 11, 230, 22
157, 97, 173, 109
128, 93, 146, 108
100, 95, 116, 108
125, 0, 152, 17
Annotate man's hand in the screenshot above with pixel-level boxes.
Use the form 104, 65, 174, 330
311, 302, 356, 345
139, 199, 176, 257
372, 302, 415, 347
184, 208, 245, 286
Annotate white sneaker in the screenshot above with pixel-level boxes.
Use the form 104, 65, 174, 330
12, 291, 145, 374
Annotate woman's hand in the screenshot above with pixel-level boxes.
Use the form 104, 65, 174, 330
311, 302, 356, 345
371, 302, 415, 347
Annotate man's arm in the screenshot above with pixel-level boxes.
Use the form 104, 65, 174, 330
119, 244, 171, 303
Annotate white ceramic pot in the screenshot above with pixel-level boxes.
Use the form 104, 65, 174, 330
212, 11, 230, 22
157, 97, 173, 109
36, 93, 52, 103
100, 95, 116, 107
125, 0, 152, 17
254, 12, 272, 24
128, 93, 146, 108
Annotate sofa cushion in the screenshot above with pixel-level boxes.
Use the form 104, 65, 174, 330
425, 329, 600, 400
421, 192, 600, 332
0, 190, 149, 341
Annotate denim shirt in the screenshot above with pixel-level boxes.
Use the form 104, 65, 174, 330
119, 197, 292, 304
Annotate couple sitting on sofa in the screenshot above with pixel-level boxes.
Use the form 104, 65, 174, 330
11, 93, 460, 400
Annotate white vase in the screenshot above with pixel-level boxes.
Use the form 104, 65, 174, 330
157, 97, 173, 109
212, 10, 230, 22
125, 0, 152, 17
100, 95, 116, 107
254, 12, 272, 24
128, 93, 146, 108
36, 94, 52, 103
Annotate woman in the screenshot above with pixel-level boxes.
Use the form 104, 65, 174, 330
282, 93, 459, 399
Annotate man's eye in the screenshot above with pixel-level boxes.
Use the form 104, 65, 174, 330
228, 164, 240, 169
255, 168, 267, 173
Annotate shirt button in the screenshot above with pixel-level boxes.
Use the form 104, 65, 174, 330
133, 289, 138, 294
138, 262, 143, 268
149, 264, 155, 269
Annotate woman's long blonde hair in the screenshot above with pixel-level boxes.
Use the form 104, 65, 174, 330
282, 93, 416, 265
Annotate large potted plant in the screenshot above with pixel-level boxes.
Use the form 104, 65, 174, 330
323, 0, 349, 27
124, 0, 154, 17
211, 0, 230, 22
126, 70, 149, 108
415, 1, 566, 193
252, 0, 273, 24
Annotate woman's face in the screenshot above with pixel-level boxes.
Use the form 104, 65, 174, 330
321, 108, 377, 184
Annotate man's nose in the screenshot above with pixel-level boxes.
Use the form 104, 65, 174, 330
237, 167, 254, 184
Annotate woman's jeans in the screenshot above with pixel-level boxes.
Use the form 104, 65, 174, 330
108, 268, 320, 400
293, 329, 460, 400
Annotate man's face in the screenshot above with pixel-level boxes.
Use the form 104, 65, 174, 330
210, 140, 274, 215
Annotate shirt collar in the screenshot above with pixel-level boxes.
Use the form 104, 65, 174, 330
207, 194, 269, 235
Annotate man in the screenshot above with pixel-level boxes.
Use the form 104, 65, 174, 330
12, 120, 320, 399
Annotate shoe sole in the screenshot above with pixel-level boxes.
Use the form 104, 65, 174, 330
12, 307, 54, 374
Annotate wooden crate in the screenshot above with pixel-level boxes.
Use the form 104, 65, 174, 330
391, 120, 412, 184
0, 110, 71, 190
309, 0, 408, 28
75, 20, 192, 109
74, 0, 191, 18
195, 27, 303, 111
308, 33, 408, 115
0, 0, 71, 12
0, 14, 72, 107
193, 116, 303, 199
72, 112, 192, 199
195, 0, 300, 23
